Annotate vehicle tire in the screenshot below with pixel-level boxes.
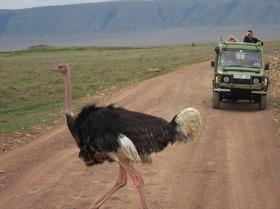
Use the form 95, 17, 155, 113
213, 91, 220, 109
259, 95, 267, 110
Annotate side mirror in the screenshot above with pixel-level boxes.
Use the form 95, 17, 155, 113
214, 47, 219, 53
265, 64, 270, 70
211, 61, 215, 67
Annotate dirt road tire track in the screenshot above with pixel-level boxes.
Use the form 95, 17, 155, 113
1, 61, 280, 209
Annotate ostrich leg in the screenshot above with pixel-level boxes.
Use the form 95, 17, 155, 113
119, 160, 149, 209
90, 165, 127, 209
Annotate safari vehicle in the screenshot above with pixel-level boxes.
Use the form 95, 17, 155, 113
211, 42, 270, 110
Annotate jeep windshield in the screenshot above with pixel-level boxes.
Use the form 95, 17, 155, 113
219, 49, 262, 69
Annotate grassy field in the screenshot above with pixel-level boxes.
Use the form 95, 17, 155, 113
0, 44, 215, 134
0, 42, 279, 134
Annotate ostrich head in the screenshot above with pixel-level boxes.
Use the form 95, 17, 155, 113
51, 63, 69, 74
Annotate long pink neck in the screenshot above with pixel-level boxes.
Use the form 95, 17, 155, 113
64, 68, 73, 116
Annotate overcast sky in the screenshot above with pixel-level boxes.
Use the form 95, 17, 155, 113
0, 0, 120, 9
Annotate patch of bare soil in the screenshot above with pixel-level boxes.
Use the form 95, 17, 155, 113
1, 61, 280, 209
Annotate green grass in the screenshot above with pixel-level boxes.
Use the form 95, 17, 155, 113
0, 44, 215, 134
1, 41, 279, 134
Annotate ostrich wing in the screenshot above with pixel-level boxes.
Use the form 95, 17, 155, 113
114, 108, 176, 155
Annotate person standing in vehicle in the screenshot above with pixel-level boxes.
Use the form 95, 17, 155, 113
243, 30, 264, 45
224, 34, 239, 43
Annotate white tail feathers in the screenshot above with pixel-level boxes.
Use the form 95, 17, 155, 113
174, 107, 202, 143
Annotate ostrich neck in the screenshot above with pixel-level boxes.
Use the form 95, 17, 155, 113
64, 70, 73, 116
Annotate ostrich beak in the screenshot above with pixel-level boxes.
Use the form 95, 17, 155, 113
51, 65, 62, 71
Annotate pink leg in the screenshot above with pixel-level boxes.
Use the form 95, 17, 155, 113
119, 160, 149, 209
90, 165, 127, 209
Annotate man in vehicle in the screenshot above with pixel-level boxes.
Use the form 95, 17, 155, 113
243, 30, 264, 45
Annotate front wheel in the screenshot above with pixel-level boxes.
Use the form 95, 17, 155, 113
213, 91, 221, 109
259, 95, 267, 110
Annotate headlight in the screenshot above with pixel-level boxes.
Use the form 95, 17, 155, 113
223, 76, 230, 83
253, 78, 260, 84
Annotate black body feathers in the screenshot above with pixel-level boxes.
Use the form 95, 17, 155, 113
66, 104, 177, 166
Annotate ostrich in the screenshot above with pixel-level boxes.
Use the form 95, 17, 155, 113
51, 63, 201, 209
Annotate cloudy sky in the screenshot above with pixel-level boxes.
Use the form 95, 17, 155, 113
0, 0, 120, 9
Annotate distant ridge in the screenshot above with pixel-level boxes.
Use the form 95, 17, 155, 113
0, 0, 279, 51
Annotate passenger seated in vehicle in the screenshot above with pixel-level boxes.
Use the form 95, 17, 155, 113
244, 59, 259, 66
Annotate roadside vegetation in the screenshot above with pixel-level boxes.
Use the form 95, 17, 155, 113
0, 44, 214, 134
265, 42, 280, 129
0, 41, 279, 136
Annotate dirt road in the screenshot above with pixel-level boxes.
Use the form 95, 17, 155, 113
1, 61, 280, 209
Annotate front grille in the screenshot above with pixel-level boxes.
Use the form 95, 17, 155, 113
231, 89, 251, 95
232, 79, 251, 84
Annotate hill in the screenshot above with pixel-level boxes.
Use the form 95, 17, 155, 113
0, 0, 279, 51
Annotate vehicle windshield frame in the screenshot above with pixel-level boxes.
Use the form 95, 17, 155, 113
219, 48, 262, 68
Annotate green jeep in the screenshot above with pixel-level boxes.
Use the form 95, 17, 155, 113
211, 42, 270, 110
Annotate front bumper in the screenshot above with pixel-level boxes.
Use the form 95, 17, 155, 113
214, 87, 268, 95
